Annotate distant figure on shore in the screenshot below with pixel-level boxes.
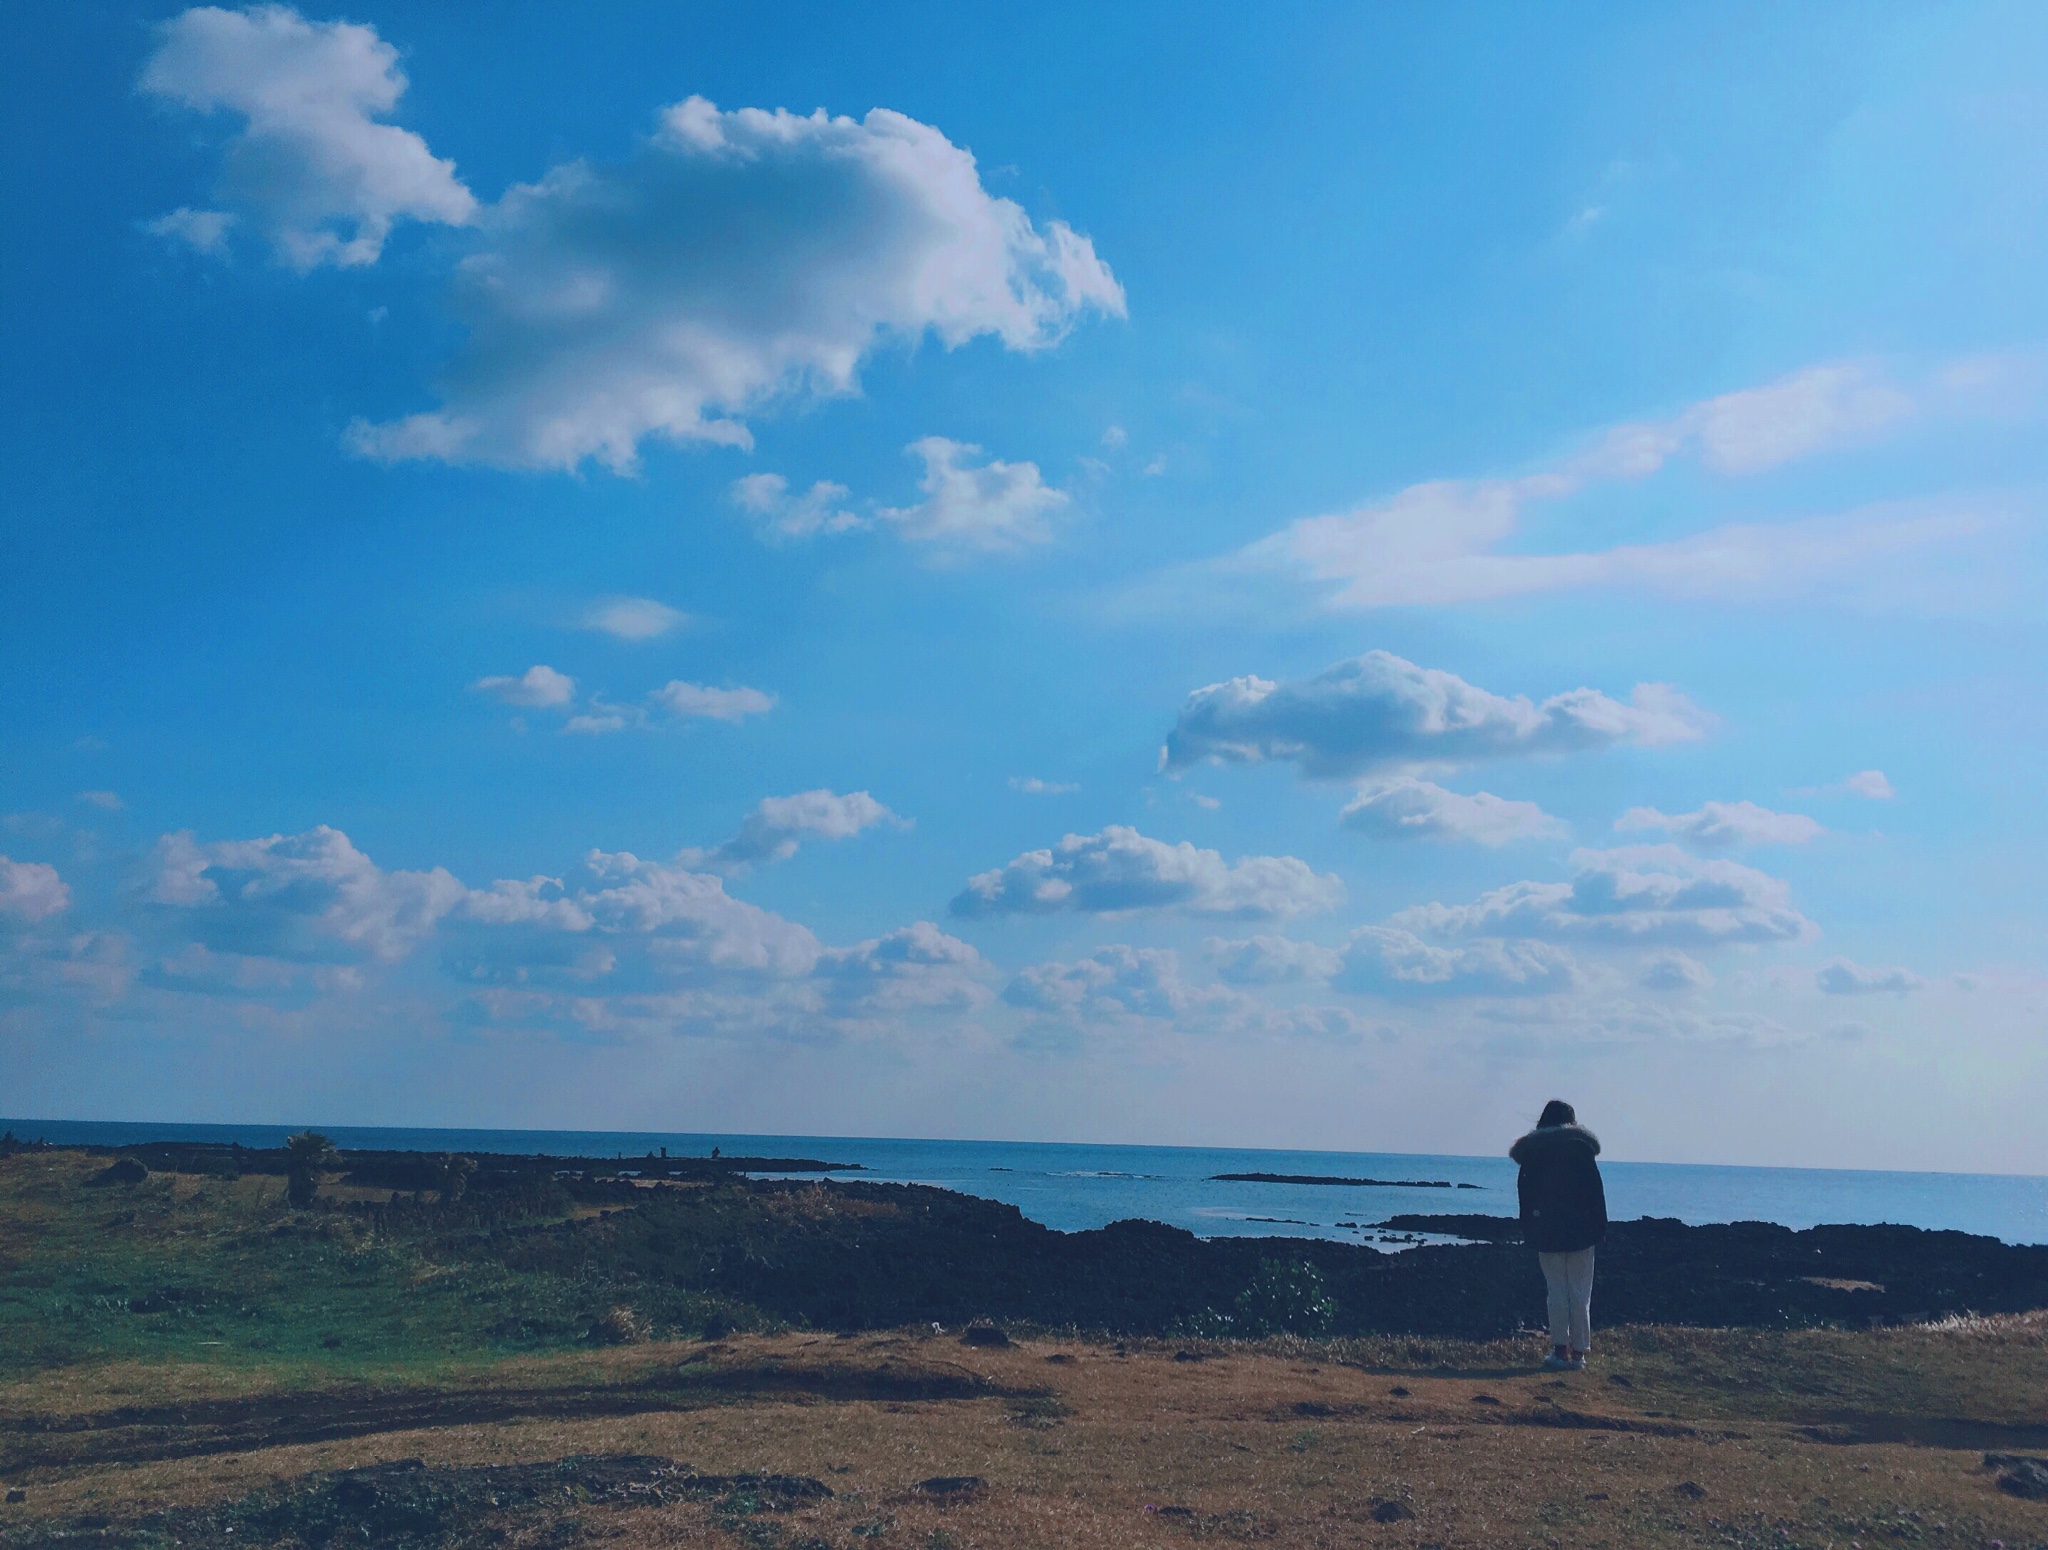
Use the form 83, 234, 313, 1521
1510, 1099, 1607, 1371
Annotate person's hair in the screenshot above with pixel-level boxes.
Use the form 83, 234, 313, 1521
1537, 1099, 1576, 1128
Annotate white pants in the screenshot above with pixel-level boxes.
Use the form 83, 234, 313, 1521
1538, 1247, 1596, 1352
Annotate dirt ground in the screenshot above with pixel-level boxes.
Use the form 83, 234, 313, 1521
4, 1320, 2048, 1549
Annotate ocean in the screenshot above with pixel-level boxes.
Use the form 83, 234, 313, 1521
9, 1119, 2047, 1248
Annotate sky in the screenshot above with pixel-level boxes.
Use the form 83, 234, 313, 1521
4, 2, 2047, 1171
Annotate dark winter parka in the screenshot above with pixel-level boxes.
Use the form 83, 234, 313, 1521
1509, 1123, 1607, 1253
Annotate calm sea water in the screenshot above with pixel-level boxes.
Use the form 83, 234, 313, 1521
9, 1119, 2047, 1248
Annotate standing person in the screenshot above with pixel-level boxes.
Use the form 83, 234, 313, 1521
1510, 1099, 1606, 1371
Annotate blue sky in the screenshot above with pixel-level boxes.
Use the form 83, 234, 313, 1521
5, 2, 2047, 1169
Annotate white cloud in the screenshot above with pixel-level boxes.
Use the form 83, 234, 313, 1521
561, 698, 646, 735
729, 474, 864, 541
148, 825, 464, 963
348, 95, 1121, 470
1162, 650, 1706, 779
1639, 951, 1712, 991
1615, 800, 1821, 849
144, 206, 237, 255
471, 664, 575, 708
1341, 927, 1578, 998
1222, 363, 1989, 612
1101, 424, 1127, 448
76, 791, 126, 812
1844, 770, 1896, 800
0, 857, 71, 923
879, 438, 1068, 554
581, 597, 687, 640
1818, 958, 1926, 996
814, 921, 991, 1015
1202, 934, 1342, 985
679, 790, 902, 875
1393, 845, 1812, 947
141, 5, 475, 269
1009, 776, 1079, 795
452, 849, 822, 980
953, 825, 1342, 921
1340, 777, 1565, 845
649, 681, 776, 722
1004, 944, 1212, 1020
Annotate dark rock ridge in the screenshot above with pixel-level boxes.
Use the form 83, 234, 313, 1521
491, 1177, 2048, 1338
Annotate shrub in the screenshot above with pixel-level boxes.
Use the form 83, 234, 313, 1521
1235, 1257, 1337, 1336
284, 1132, 340, 1208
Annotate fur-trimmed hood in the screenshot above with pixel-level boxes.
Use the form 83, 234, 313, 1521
1509, 1123, 1601, 1164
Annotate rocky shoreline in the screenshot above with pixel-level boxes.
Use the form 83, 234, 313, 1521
48, 1139, 2048, 1340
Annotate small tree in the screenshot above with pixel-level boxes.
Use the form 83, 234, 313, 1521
1234, 1256, 1337, 1337
284, 1131, 339, 1208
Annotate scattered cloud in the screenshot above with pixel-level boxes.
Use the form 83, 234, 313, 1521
1341, 777, 1565, 845
141, 4, 476, 269
814, 921, 991, 1015
1202, 934, 1342, 986
581, 598, 687, 641
1162, 650, 1706, 779
1393, 845, 1812, 946
1639, 951, 1713, 991
471, 664, 575, 708
1101, 424, 1128, 448
348, 95, 1121, 470
144, 206, 237, 255
952, 825, 1343, 921
1615, 800, 1821, 848
1009, 777, 1079, 795
1341, 927, 1578, 998
649, 681, 776, 722
0, 857, 71, 923
1844, 770, 1896, 800
75, 791, 126, 812
562, 698, 646, 735
1004, 944, 1232, 1022
1818, 958, 1925, 996
1217, 363, 1993, 612
729, 474, 864, 542
679, 790, 903, 875
879, 438, 1067, 555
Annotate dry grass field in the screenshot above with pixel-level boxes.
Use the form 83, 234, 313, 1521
4, 1321, 2048, 1548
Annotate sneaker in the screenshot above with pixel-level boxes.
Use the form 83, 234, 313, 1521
1540, 1347, 1573, 1371
1567, 1350, 1588, 1371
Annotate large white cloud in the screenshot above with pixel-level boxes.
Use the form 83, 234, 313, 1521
349, 95, 1122, 471
1616, 800, 1821, 849
1341, 927, 1579, 998
141, 5, 476, 269
952, 826, 1343, 921
1392, 844, 1812, 946
1341, 776, 1565, 845
680, 790, 902, 875
148, 826, 465, 963
0, 857, 71, 924
1162, 651, 1705, 779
